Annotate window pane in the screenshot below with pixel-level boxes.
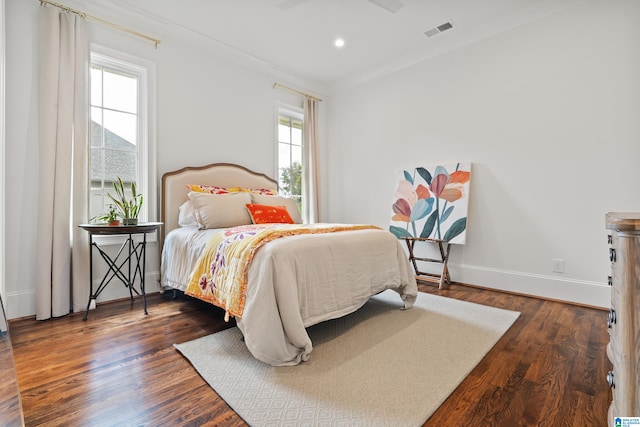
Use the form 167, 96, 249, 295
103, 110, 137, 147
291, 126, 302, 146
90, 68, 102, 106
278, 116, 292, 127
90, 115, 102, 148
90, 146, 106, 218
104, 149, 137, 184
90, 148, 105, 190
279, 165, 299, 196
278, 123, 290, 144
278, 144, 290, 168
103, 70, 137, 113
90, 187, 105, 220
289, 161, 302, 197
292, 145, 302, 166
91, 106, 103, 124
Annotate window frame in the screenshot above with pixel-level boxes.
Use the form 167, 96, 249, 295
275, 104, 305, 220
90, 45, 157, 244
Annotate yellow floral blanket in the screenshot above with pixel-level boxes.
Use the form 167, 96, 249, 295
185, 223, 381, 320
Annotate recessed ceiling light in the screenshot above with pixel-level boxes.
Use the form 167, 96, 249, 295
334, 38, 345, 48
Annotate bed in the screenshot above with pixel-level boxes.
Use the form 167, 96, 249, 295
160, 163, 418, 366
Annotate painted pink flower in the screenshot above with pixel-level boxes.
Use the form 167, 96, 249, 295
438, 170, 471, 202
392, 180, 431, 223
431, 169, 470, 202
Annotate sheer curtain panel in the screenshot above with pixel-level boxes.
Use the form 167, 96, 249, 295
303, 97, 319, 223
36, 6, 90, 320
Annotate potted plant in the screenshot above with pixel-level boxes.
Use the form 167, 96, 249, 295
91, 204, 121, 226
108, 177, 143, 226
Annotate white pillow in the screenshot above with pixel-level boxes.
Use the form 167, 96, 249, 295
178, 201, 198, 227
188, 191, 253, 229
250, 193, 303, 224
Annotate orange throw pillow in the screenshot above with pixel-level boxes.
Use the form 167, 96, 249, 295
246, 204, 294, 224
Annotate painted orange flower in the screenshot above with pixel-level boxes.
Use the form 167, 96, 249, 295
439, 170, 470, 202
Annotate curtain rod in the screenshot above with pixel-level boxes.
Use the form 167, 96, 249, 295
273, 82, 322, 102
39, 0, 161, 48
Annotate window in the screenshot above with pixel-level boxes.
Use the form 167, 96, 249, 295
89, 47, 155, 226
277, 108, 304, 214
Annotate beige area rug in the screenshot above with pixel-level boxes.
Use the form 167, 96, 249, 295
175, 290, 520, 426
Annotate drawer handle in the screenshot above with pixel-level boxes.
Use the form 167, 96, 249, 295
609, 248, 616, 262
608, 309, 616, 328
608, 276, 612, 286
608, 234, 612, 244
607, 371, 615, 388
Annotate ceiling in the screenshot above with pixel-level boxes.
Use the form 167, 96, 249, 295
110, 0, 587, 91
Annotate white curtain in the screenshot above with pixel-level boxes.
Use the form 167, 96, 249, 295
36, 6, 90, 320
303, 97, 319, 223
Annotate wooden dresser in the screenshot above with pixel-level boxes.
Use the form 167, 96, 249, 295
605, 212, 640, 425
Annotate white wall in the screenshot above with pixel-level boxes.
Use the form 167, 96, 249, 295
6, 0, 636, 317
0, 0, 5, 319
324, 0, 640, 307
6, 0, 40, 319
5, 0, 319, 318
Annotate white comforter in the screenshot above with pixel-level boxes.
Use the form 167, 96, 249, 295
162, 225, 418, 366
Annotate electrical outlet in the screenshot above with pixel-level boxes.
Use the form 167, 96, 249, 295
552, 258, 564, 273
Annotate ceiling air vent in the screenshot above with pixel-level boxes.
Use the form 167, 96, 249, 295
424, 21, 454, 38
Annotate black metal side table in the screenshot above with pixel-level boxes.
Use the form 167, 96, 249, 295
78, 222, 163, 320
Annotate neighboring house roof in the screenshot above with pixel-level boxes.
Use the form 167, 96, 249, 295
90, 121, 136, 183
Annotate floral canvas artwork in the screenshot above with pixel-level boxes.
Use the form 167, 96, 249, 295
390, 162, 471, 244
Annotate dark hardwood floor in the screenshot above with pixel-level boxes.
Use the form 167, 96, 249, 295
9, 283, 610, 426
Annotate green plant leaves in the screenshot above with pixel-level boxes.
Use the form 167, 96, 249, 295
443, 217, 466, 242
416, 167, 432, 185
420, 210, 438, 238
440, 205, 454, 224
389, 225, 412, 239
107, 177, 143, 220
403, 170, 413, 185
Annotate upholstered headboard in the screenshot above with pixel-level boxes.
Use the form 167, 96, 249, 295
161, 163, 278, 238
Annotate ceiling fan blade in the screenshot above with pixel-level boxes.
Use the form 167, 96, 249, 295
367, 0, 404, 14
277, 0, 311, 11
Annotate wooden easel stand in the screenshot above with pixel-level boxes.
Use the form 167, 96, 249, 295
404, 237, 452, 289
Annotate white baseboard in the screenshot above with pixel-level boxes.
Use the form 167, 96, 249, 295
6, 289, 36, 319
6, 270, 161, 320
449, 263, 610, 308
